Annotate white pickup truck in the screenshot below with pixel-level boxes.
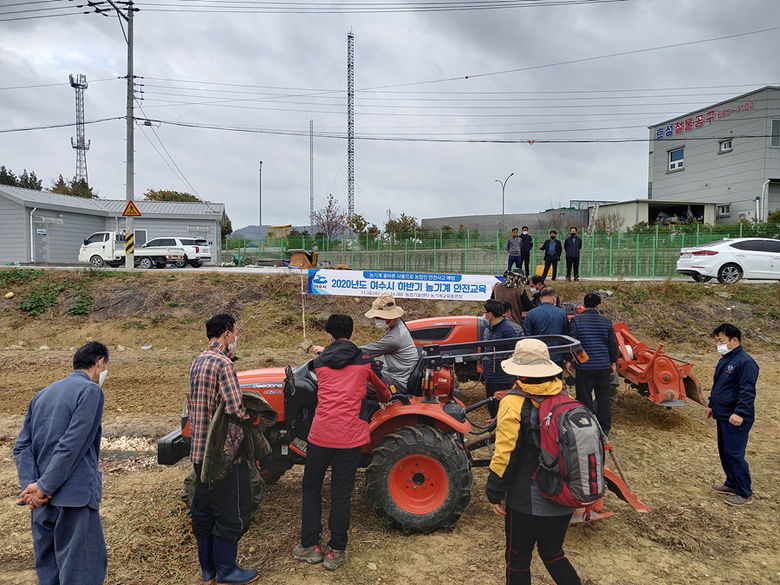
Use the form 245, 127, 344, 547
78, 231, 185, 269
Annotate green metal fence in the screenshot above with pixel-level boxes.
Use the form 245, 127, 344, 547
226, 223, 779, 278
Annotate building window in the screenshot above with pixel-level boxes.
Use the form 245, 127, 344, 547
668, 147, 684, 171
717, 204, 731, 218
719, 139, 732, 153
772, 119, 780, 147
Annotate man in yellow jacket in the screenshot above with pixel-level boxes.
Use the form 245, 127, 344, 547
485, 339, 582, 585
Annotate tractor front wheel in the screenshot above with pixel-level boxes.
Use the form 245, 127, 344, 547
365, 425, 472, 533
181, 464, 265, 518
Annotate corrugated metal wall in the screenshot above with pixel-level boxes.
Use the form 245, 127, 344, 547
0, 195, 28, 263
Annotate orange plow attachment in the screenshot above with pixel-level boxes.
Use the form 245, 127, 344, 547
613, 321, 704, 407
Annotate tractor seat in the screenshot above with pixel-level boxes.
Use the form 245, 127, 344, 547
404, 349, 427, 397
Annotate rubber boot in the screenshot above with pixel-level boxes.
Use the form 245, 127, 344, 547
213, 538, 259, 585
197, 537, 216, 584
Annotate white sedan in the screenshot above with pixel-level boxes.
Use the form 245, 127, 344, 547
676, 237, 780, 283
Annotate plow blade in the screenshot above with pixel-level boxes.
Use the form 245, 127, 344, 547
614, 321, 703, 407
604, 467, 650, 513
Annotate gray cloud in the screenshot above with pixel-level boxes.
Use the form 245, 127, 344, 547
1, 0, 779, 231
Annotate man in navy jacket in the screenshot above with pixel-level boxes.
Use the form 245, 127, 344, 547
563, 227, 583, 281
482, 299, 520, 418
539, 230, 562, 281
706, 323, 759, 506
566, 293, 618, 436
522, 287, 569, 367
14, 342, 109, 585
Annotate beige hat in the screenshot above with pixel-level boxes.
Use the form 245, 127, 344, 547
501, 338, 563, 377
364, 292, 405, 319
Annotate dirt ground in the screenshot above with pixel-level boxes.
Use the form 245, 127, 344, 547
0, 270, 778, 585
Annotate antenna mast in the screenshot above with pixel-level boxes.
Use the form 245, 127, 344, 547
69, 73, 90, 184
347, 32, 355, 218
309, 119, 315, 230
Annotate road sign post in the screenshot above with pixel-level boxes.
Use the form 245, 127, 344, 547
122, 201, 142, 269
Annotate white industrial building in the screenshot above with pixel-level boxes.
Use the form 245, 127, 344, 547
648, 86, 780, 222
0, 186, 224, 265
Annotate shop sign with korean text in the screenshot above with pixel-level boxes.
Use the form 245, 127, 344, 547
307, 269, 500, 301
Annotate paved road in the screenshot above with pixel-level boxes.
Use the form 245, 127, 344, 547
2, 264, 777, 283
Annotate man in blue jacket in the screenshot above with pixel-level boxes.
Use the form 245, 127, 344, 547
481, 299, 520, 418
566, 293, 618, 436
14, 342, 109, 585
706, 323, 759, 506
522, 287, 570, 368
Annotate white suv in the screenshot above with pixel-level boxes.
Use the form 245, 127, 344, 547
143, 237, 212, 268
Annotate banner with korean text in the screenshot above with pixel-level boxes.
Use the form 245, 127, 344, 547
307, 269, 500, 301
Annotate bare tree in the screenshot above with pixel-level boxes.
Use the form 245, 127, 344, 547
312, 194, 348, 238
593, 211, 624, 233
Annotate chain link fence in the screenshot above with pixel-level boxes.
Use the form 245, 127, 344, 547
225, 223, 780, 277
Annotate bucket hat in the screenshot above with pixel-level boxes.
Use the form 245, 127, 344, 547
501, 338, 562, 377
364, 292, 405, 319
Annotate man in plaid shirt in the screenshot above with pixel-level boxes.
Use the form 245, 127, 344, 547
188, 313, 258, 585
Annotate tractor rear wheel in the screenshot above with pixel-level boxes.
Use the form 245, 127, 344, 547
181, 464, 265, 518
365, 425, 472, 533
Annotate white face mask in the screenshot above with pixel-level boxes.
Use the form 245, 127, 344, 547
522, 230, 528, 235
98, 369, 108, 387
375, 318, 389, 330
228, 334, 238, 353
716, 343, 731, 356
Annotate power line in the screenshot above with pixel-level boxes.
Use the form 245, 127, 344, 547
0, 77, 118, 91
0, 117, 123, 133
357, 26, 780, 91
137, 116, 777, 144
134, 0, 629, 15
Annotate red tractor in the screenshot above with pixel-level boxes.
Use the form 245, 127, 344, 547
159, 329, 648, 532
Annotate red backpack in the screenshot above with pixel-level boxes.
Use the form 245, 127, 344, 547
518, 390, 606, 508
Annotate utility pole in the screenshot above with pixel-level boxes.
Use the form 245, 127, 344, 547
309, 120, 315, 231
88, 0, 137, 268
495, 172, 514, 233
258, 161, 263, 241
69, 73, 90, 185
346, 31, 355, 218
125, 2, 135, 270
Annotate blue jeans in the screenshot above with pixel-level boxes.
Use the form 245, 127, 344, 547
32, 504, 107, 585
716, 419, 753, 498
508, 255, 523, 272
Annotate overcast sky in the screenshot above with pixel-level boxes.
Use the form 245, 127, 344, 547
1, 0, 779, 232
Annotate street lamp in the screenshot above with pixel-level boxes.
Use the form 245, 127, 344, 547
495, 172, 514, 233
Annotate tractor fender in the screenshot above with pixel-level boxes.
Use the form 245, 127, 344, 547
366, 398, 471, 452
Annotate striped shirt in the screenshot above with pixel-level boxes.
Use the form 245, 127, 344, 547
187, 340, 247, 463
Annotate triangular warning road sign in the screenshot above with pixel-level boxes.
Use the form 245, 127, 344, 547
122, 200, 142, 217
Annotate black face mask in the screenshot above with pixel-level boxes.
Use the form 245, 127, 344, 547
570, 233, 576, 237
550, 235, 556, 240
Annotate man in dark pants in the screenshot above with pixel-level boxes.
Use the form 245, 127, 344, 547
566, 293, 618, 437
188, 314, 257, 585
506, 227, 523, 272
519, 226, 534, 278
294, 315, 390, 569
539, 230, 562, 281
706, 323, 759, 506
481, 299, 520, 418
563, 227, 582, 282
522, 287, 569, 368
14, 342, 109, 585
